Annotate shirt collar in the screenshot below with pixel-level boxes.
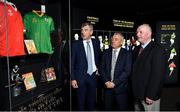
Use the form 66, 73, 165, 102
142, 39, 151, 49
113, 47, 121, 53
83, 38, 92, 43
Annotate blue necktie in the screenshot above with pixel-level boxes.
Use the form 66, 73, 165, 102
86, 41, 93, 75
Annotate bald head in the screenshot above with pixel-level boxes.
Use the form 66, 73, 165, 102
136, 24, 152, 45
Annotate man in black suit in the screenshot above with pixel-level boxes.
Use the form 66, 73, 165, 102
132, 24, 167, 111
99, 32, 132, 110
71, 22, 101, 111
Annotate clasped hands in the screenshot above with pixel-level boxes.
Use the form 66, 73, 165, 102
105, 81, 115, 88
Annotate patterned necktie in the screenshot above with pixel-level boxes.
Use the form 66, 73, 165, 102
86, 41, 93, 75
111, 49, 117, 81
138, 47, 143, 56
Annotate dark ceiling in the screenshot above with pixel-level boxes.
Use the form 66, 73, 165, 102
71, 0, 180, 18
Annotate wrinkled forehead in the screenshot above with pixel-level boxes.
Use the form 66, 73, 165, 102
112, 34, 124, 40
81, 25, 93, 32
81, 25, 90, 29
137, 25, 151, 33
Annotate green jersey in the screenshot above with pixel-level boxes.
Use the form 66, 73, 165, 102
23, 10, 55, 54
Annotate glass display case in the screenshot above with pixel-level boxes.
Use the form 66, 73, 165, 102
0, 0, 69, 111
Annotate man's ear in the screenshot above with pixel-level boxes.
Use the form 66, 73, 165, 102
90, 30, 93, 35
148, 32, 152, 38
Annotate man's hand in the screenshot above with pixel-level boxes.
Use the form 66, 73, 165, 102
105, 81, 115, 88
71, 80, 78, 88
105, 81, 110, 87
145, 97, 154, 105
95, 69, 100, 76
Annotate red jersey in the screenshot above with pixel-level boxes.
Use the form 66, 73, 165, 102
0, 2, 25, 57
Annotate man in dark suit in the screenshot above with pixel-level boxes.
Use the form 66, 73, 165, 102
71, 22, 101, 111
99, 32, 132, 110
132, 24, 167, 111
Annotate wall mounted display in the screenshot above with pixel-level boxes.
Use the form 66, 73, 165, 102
156, 21, 180, 85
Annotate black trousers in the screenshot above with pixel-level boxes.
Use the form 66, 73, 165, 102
104, 89, 128, 111
76, 73, 97, 111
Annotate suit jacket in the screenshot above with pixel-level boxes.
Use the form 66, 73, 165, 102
132, 41, 167, 100
99, 47, 132, 94
71, 38, 101, 86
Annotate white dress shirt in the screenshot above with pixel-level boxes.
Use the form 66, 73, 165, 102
112, 47, 121, 59
83, 39, 97, 73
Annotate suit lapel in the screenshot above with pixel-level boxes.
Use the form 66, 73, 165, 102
108, 49, 113, 69
134, 41, 153, 67
141, 41, 153, 55
107, 49, 112, 78
116, 48, 123, 63
92, 39, 97, 64
114, 48, 123, 71
80, 41, 87, 63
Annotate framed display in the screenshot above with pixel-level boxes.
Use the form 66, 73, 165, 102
24, 40, 38, 54
22, 72, 37, 90
44, 67, 56, 82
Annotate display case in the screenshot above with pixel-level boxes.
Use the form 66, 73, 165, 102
0, 0, 69, 111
